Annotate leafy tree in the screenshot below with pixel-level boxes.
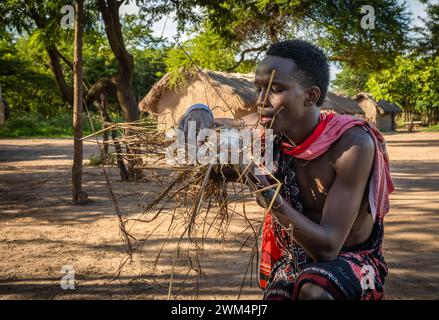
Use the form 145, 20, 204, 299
413, 0, 439, 57
0, 38, 64, 116
164, 26, 256, 86
366, 55, 439, 124
332, 66, 370, 96
139, 0, 411, 71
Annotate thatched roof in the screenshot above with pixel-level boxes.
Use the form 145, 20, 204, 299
352, 92, 402, 114
138, 70, 257, 114
139, 72, 366, 119
321, 91, 365, 115
376, 99, 402, 114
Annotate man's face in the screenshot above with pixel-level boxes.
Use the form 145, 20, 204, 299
254, 55, 309, 133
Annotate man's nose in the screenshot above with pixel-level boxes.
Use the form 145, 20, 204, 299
258, 89, 273, 108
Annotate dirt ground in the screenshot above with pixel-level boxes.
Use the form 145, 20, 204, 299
0, 131, 438, 300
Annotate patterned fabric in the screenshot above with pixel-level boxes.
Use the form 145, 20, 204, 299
262, 149, 388, 300
259, 113, 392, 300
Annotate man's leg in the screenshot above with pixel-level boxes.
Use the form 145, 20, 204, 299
298, 282, 335, 300
292, 257, 365, 300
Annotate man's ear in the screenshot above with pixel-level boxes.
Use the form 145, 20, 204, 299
305, 86, 321, 107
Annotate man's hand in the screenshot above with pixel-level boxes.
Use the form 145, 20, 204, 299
249, 165, 286, 215
178, 109, 214, 146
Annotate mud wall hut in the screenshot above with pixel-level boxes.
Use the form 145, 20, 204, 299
353, 92, 402, 131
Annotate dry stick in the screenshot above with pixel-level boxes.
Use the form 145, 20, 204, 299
168, 245, 181, 299
81, 123, 117, 140
80, 102, 135, 283
258, 69, 276, 128
187, 164, 213, 241
142, 170, 189, 214
85, 108, 281, 297
269, 106, 284, 130
172, 36, 237, 118
174, 267, 192, 298
166, 164, 213, 298
238, 246, 256, 299
263, 70, 276, 107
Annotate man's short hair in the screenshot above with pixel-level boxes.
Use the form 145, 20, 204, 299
266, 39, 329, 106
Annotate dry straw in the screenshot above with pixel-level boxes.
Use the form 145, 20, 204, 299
81, 65, 285, 299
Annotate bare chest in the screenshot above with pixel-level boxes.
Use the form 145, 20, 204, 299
293, 152, 335, 220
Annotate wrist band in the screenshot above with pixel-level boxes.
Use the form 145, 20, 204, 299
183, 103, 214, 118
260, 188, 283, 209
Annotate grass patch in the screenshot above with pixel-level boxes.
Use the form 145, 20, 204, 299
0, 112, 140, 138
423, 124, 439, 132
88, 152, 116, 166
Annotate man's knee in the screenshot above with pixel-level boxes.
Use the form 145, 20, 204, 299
298, 282, 335, 300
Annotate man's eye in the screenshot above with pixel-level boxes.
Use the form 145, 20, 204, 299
271, 87, 284, 93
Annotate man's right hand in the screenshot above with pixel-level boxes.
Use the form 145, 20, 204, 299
178, 108, 215, 146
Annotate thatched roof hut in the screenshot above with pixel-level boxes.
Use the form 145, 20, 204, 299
139, 71, 366, 130
376, 99, 403, 114
138, 70, 258, 130
352, 92, 402, 131
321, 91, 365, 116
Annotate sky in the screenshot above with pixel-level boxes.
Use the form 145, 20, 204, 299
120, 0, 429, 82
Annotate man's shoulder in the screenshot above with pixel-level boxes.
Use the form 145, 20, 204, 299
338, 125, 374, 148
330, 125, 375, 169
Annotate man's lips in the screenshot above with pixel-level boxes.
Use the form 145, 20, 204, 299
259, 115, 273, 125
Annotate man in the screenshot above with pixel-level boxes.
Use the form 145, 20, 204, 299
178, 40, 393, 300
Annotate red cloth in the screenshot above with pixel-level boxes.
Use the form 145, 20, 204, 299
259, 113, 394, 289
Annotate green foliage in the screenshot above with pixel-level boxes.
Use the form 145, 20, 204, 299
165, 27, 256, 87
309, 0, 410, 70
139, 0, 411, 71
131, 47, 167, 101
0, 38, 65, 116
366, 55, 439, 112
0, 112, 101, 138
423, 123, 439, 131
332, 66, 370, 96
88, 152, 116, 166
413, 1, 439, 57
0, 0, 429, 136
0, 2, 168, 120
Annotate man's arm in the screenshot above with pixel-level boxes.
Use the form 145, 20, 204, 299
264, 128, 375, 261
178, 106, 260, 181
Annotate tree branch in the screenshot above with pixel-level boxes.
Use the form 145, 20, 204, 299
46, 45, 73, 107
85, 75, 117, 105
328, 56, 353, 63
226, 44, 269, 72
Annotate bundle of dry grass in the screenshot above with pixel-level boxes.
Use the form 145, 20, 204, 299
81, 70, 283, 299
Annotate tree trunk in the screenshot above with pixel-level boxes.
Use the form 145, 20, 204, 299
100, 94, 110, 159
98, 93, 128, 180
72, 0, 88, 205
47, 46, 73, 107
0, 84, 4, 126
97, 0, 139, 122
97, 0, 141, 180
